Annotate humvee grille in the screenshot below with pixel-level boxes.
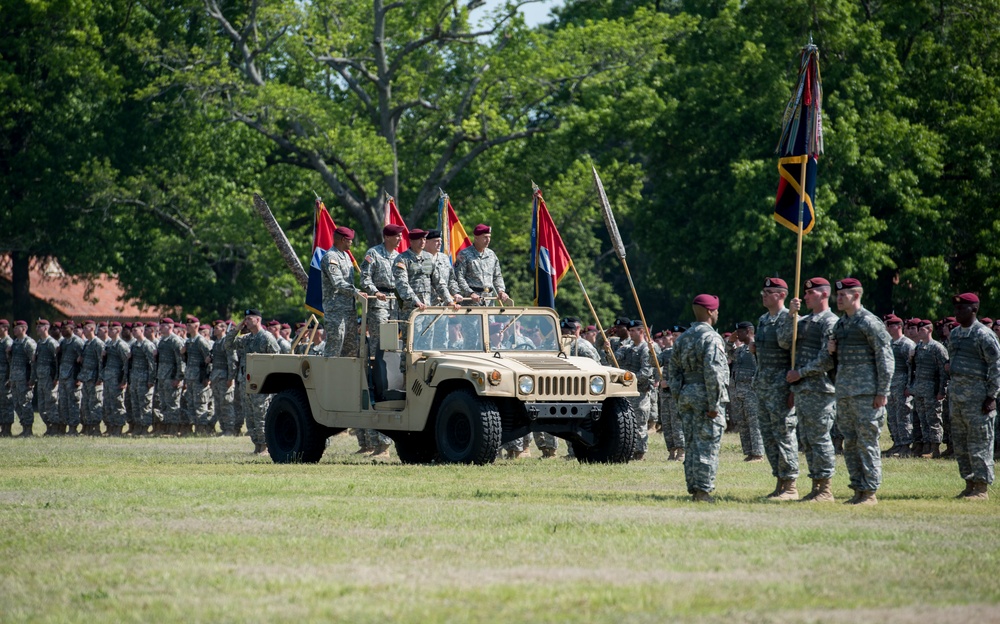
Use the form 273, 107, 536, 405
536, 375, 589, 397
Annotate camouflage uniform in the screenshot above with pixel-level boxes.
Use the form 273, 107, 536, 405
908, 339, 948, 444
727, 342, 763, 457
670, 322, 729, 494
224, 333, 246, 434
888, 335, 916, 447
454, 246, 506, 305
394, 248, 452, 344
828, 306, 894, 494
617, 339, 654, 455
210, 335, 237, 433
754, 309, 798, 480
0, 334, 13, 426
277, 337, 291, 354
101, 336, 130, 429
184, 333, 213, 427
57, 334, 84, 428
321, 247, 362, 358
658, 347, 685, 452
32, 334, 59, 428
155, 332, 185, 425
129, 336, 157, 428
361, 244, 399, 412
9, 335, 37, 429
224, 327, 279, 447
78, 337, 105, 427
790, 309, 838, 480
568, 337, 601, 362
946, 321, 1000, 486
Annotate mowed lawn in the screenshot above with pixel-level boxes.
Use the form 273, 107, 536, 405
1, 425, 999, 623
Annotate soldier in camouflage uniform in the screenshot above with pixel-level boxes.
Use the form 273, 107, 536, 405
785, 278, 838, 502
128, 322, 157, 435
826, 278, 894, 505
224, 309, 279, 455
883, 315, 915, 457
31, 319, 60, 435
751, 277, 799, 500
0, 320, 13, 436
426, 230, 461, 304
454, 224, 511, 306
101, 322, 130, 436
78, 320, 105, 436
903, 318, 923, 453
7, 320, 36, 437
321, 226, 365, 358
946, 293, 999, 500
658, 329, 686, 461
182, 316, 213, 435
362, 224, 403, 409
727, 322, 764, 462
616, 321, 654, 460
394, 229, 458, 350
670, 294, 729, 503
907, 319, 949, 458
57, 321, 84, 434
992, 320, 1000, 462
210, 320, 238, 436
154, 318, 185, 436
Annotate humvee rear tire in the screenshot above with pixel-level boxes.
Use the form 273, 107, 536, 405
393, 432, 438, 464
265, 389, 329, 464
572, 397, 636, 464
434, 389, 501, 465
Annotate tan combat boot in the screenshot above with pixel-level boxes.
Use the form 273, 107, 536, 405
370, 442, 391, 459
956, 480, 974, 498
844, 489, 862, 505
930, 443, 942, 459
965, 482, 989, 501
692, 490, 716, 503
541, 448, 557, 459
774, 479, 799, 501
810, 479, 834, 503
17, 425, 33, 438
800, 479, 820, 502
633, 451, 645, 461
514, 448, 532, 459
854, 490, 878, 506
744, 454, 764, 463
766, 478, 783, 499
667, 448, 677, 461
674, 449, 685, 463
939, 443, 954, 458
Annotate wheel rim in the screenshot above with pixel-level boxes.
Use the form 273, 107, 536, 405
444, 411, 473, 454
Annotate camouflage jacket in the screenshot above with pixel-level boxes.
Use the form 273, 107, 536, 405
130, 337, 157, 380
908, 338, 948, 397
619, 339, 654, 393
58, 334, 84, 381
0, 335, 10, 382
32, 336, 59, 383
183, 334, 212, 381
946, 320, 1000, 398
361, 244, 399, 310
155, 333, 186, 381
101, 337, 130, 386
790, 308, 837, 395
825, 306, 894, 398
79, 337, 105, 383
224, 327, 279, 376
430, 253, 458, 305
8, 336, 36, 382
210, 337, 236, 381
454, 246, 505, 298
891, 336, 916, 386
669, 322, 730, 412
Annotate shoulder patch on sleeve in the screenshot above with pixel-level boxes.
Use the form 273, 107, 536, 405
395, 262, 406, 269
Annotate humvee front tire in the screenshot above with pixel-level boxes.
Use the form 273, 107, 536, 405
434, 389, 501, 465
265, 389, 329, 463
572, 397, 636, 464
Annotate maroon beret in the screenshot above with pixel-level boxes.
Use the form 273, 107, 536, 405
267, 320, 280, 327
653, 331, 664, 339
585, 325, 596, 332
110, 321, 122, 328
145, 321, 158, 328
199, 324, 210, 331
14, 320, 28, 327
213, 319, 225, 326
36, 319, 50, 326
473, 224, 491, 236
185, 315, 199, 324
84, 319, 97, 326
763, 277, 788, 290
835, 278, 862, 291
693, 294, 720, 311
882, 314, 902, 325
916, 319, 933, 328
97, 321, 108, 328
280, 323, 290, 330
408, 228, 427, 240
160, 318, 174, 326
295, 322, 306, 329
804, 277, 830, 289
383, 224, 406, 237
52, 321, 61, 329
334, 226, 355, 240
63, 320, 75, 328
0, 319, 9, 327
980, 317, 993, 326
953, 292, 979, 305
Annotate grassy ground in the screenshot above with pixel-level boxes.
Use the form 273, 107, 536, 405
1, 424, 998, 624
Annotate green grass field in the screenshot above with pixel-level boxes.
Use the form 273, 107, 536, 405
2, 426, 998, 623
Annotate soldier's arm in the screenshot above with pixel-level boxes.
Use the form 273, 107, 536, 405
798, 319, 836, 377
668, 345, 683, 402
868, 322, 894, 395
703, 337, 729, 413
492, 254, 506, 295
453, 252, 472, 296
326, 253, 361, 296
393, 258, 418, 305
639, 346, 653, 389
934, 343, 949, 396
360, 252, 379, 295
776, 311, 794, 350
431, 260, 455, 305
981, 332, 1000, 399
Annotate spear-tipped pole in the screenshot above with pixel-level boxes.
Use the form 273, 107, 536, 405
592, 166, 662, 377
253, 193, 308, 289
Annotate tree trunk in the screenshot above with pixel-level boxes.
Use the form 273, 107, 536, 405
11, 251, 31, 321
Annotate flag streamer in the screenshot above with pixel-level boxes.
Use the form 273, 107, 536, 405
305, 198, 359, 316
530, 187, 572, 309
384, 193, 410, 253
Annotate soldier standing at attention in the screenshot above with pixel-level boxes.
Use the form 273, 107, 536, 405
101, 321, 130, 436
31, 319, 60, 436
155, 318, 185, 436
395, 229, 459, 334
670, 294, 729, 503
454, 224, 510, 306
658, 329, 685, 462
751, 277, 798, 500
321, 226, 366, 358
826, 278, 894, 505
883, 315, 915, 457
7, 320, 37, 437
903, 318, 923, 454
946, 293, 1000, 500
619, 320, 654, 460
906, 319, 949, 458
426, 230, 462, 306
362, 224, 404, 408
210, 320, 238, 436
785, 278, 838, 502
182, 316, 213, 435
727, 322, 764, 462
0, 320, 13, 436
78, 320, 105, 436
128, 322, 157, 436
224, 309, 279, 455
57, 321, 84, 434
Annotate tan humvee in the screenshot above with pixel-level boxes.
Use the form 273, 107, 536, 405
246, 303, 639, 465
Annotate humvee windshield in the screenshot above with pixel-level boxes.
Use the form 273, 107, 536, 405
488, 314, 558, 351
409, 310, 559, 352
412, 313, 485, 352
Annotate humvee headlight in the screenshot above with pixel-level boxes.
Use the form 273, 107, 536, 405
518, 375, 534, 395
589, 376, 606, 394
489, 370, 502, 386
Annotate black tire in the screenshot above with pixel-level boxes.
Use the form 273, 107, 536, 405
265, 389, 329, 464
434, 389, 501, 465
573, 397, 636, 464
392, 432, 438, 464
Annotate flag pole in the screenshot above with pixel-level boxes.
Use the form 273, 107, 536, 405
791, 160, 807, 369
569, 261, 619, 368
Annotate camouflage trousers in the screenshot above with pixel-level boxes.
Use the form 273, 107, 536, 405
794, 391, 836, 480
659, 389, 684, 450
755, 380, 798, 479
58, 380, 82, 427
80, 381, 103, 426
648, 389, 659, 427
232, 383, 245, 433
102, 383, 127, 428
184, 379, 212, 426
0, 383, 14, 425
677, 385, 725, 494
211, 377, 236, 432
628, 391, 651, 454
502, 434, 532, 454
367, 304, 396, 401
323, 302, 359, 358
36, 378, 58, 426
533, 432, 558, 451
729, 386, 763, 457
242, 386, 271, 446
362, 429, 390, 449
129, 378, 154, 427
10, 380, 34, 426
913, 394, 944, 444
942, 394, 951, 444
836, 395, 885, 493
950, 390, 995, 485
887, 379, 913, 445
156, 380, 183, 425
